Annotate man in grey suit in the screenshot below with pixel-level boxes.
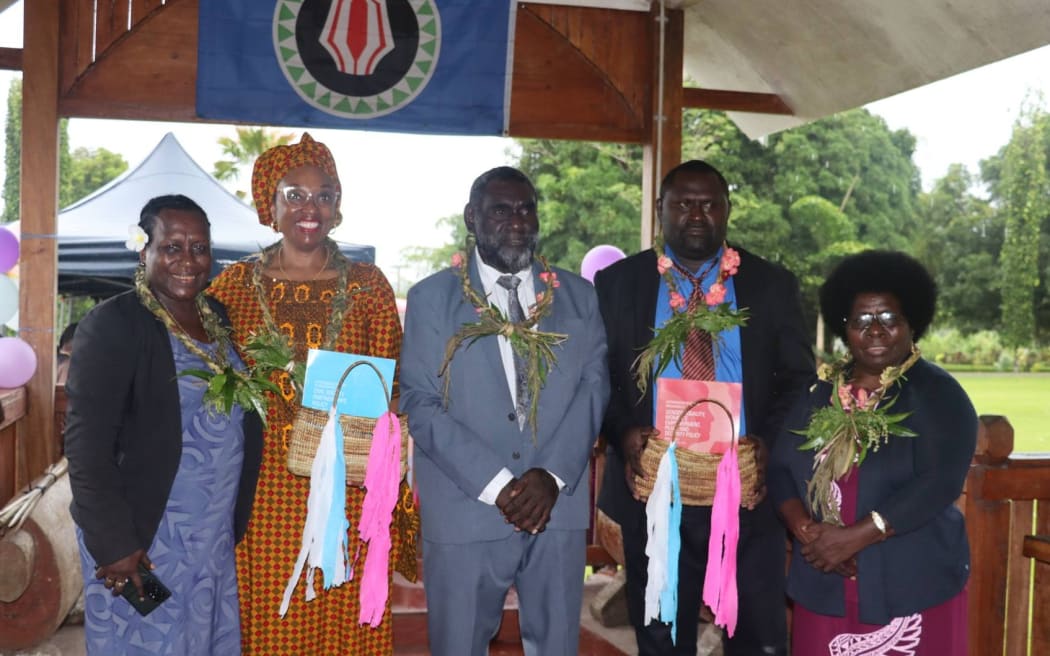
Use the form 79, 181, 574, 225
400, 166, 609, 656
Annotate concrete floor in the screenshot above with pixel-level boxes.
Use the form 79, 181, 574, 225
4, 571, 724, 656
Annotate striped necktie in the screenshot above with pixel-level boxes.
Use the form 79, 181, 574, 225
672, 261, 717, 381
497, 274, 529, 430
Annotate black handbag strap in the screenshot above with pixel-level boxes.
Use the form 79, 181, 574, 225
329, 360, 392, 412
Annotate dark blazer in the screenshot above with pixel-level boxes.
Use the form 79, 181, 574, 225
595, 246, 815, 528
400, 260, 609, 543
769, 358, 977, 625
65, 291, 264, 567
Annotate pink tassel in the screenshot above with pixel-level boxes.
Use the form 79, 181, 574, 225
702, 444, 741, 637
357, 411, 402, 626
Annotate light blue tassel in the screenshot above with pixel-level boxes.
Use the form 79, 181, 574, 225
320, 418, 350, 587
659, 443, 682, 644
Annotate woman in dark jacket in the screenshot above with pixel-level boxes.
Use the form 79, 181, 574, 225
769, 250, 976, 655
65, 195, 263, 655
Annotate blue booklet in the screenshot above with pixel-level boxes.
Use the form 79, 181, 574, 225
301, 349, 396, 419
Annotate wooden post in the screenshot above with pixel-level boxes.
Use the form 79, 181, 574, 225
640, 4, 683, 250
1029, 515, 1050, 655
963, 416, 1013, 656
17, 1, 61, 486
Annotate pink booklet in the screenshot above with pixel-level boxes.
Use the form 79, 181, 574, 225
654, 378, 743, 454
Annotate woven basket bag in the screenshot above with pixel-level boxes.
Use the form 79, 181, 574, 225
286, 360, 408, 485
633, 397, 759, 506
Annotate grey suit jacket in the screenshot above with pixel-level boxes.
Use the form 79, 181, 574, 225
400, 259, 610, 544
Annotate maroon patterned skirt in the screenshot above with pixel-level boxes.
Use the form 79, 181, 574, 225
791, 469, 968, 656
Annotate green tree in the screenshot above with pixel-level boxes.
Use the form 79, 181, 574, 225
2, 79, 20, 223
765, 109, 921, 250
62, 147, 128, 207
412, 108, 923, 327
997, 106, 1048, 355
681, 108, 774, 200
913, 164, 1001, 332
516, 140, 642, 272
404, 140, 644, 277
213, 127, 294, 201
2, 81, 74, 222
2, 79, 81, 220
401, 213, 467, 275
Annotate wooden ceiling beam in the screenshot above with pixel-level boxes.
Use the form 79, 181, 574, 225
0, 47, 22, 70
683, 87, 793, 115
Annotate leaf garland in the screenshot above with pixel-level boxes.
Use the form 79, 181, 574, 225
632, 236, 749, 396
438, 237, 567, 440
794, 346, 922, 525
245, 238, 366, 403
134, 267, 281, 423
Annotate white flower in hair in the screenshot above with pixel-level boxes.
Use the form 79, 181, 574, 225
125, 225, 148, 252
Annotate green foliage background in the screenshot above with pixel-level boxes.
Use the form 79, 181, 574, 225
413, 101, 1050, 355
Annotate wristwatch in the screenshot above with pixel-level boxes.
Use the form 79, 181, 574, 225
870, 510, 888, 534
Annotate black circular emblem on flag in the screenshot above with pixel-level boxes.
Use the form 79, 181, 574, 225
274, 0, 441, 119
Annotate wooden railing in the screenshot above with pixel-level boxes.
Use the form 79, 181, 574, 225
964, 416, 1050, 656
0, 387, 27, 507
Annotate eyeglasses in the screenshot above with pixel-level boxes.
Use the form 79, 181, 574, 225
846, 310, 902, 332
278, 186, 340, 209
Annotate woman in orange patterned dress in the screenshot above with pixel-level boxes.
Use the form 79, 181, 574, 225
208, 133, 418, 655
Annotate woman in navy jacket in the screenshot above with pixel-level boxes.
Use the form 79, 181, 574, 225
769, 251, 976, 656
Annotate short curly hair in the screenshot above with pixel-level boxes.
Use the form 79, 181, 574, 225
820, 250, 937, 342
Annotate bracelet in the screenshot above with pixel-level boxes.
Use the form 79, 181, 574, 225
870, 510, 888, 534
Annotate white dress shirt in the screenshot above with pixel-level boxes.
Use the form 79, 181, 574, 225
471, 249, 564, 504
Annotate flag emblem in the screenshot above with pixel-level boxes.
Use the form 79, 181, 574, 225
273, 0, 442, 120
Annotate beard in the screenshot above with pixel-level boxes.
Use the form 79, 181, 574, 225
476, 230, 539, 273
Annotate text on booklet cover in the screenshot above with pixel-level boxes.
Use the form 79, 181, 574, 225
654, 378, 743, 454
302, 349, 396, 419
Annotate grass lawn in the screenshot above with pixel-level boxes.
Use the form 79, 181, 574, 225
950, 373, 1050, 454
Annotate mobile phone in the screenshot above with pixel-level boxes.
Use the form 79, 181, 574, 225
120, 563, 171, 616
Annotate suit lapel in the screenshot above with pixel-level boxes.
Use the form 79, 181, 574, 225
730, 246, 758, 433
464, 257, 509, 391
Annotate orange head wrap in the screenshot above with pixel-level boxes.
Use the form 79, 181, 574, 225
251, 133, 340, 229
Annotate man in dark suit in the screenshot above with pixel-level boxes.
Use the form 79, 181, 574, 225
400, 166, 609, 656
595, 160, 814, 655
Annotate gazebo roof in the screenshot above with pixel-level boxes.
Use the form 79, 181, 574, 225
542, 0, 1050, 137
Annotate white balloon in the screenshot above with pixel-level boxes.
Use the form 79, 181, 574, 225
0, 275, 16, 325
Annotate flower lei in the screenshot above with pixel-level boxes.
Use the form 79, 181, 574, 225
134, 267, 280, 421
794, 346, 922, 525
632, 236, 749, 396
244, 238, 363, 402
438, 238, 567, 440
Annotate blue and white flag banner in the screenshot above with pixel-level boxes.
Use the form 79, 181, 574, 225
197, 0, 516, 136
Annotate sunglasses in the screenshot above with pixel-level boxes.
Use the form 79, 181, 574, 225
279, 185, 340, 209
846, 310, 902, 332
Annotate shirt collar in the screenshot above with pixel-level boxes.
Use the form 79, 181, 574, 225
474, 246, 535, 294
663, 244, 723, 281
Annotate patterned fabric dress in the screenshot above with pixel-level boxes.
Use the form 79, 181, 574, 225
792, 467, 968, 656
208, 260, 419, 655
76, 334, 246, 655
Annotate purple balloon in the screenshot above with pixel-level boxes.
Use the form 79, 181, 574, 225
580, 245, 627, 284
0, 336, 36, 388
0, 227, 17, 273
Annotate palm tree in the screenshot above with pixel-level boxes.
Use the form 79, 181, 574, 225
212, 127, 294, 202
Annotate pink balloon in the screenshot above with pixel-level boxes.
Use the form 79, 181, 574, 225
0, 337, 36, 388
0, 226, 17, 273
580, 245, 627, 283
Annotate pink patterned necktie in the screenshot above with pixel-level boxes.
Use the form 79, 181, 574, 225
672, 260, 718, 381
